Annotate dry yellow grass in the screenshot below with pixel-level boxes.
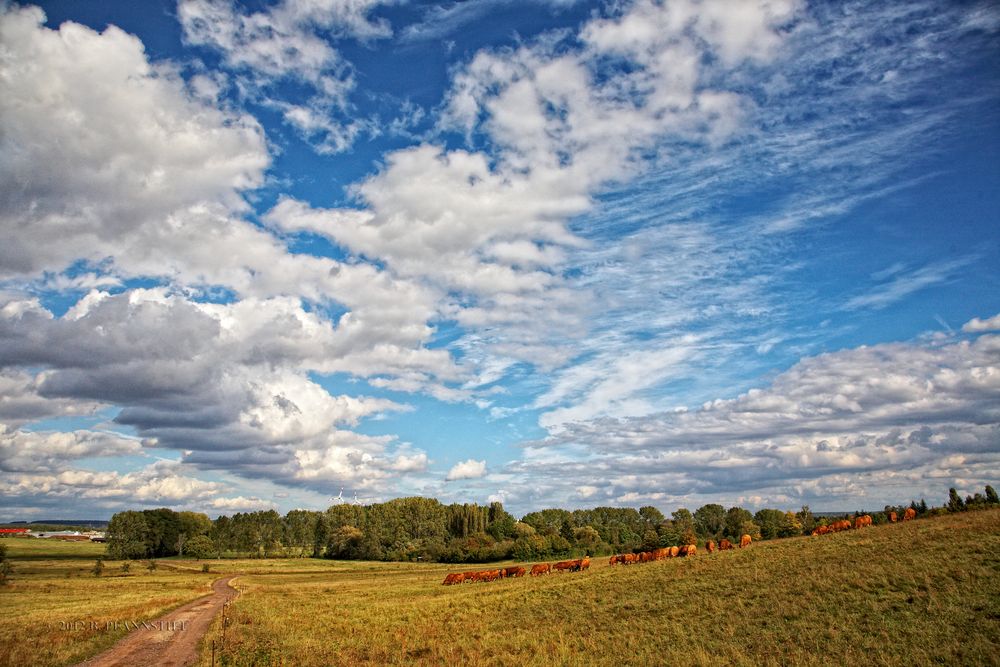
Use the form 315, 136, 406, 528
0, 539, 217, 667
199, 509, 1000, 666
4, 509, 999, 667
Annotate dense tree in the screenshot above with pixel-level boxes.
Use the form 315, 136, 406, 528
639, 506, 665, 527
725, 507, 754, 540
142, 508, 182, 557
693, 504, 726, 540
106, 510, 150, 560
185, 535, 216, 559
986, 485, 999, 505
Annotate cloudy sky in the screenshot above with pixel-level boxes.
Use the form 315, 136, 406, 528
2, 0, 998, 519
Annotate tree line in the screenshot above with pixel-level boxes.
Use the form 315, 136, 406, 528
104, 485, 1000, 562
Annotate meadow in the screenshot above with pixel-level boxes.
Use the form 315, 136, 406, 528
0, 538, 217, 667
2, 509, 998, 666
201, 508, 1000, 666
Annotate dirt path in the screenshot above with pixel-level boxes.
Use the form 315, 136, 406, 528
75, 575, 239, 667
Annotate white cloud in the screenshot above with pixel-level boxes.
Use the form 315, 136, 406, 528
446, 459, 487, 481
178, 0, 391, 152
963, 313, 1000, 333
506, 330, 1000, 510
0, 426, 142, 473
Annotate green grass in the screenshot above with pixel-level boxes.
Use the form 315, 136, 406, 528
200, 509, 1000, 666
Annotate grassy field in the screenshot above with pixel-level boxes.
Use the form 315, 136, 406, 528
0, 538, 218, 667
200, 509, 1000, 666
3, 510, 999, 666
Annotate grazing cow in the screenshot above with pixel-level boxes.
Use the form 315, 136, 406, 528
640, 551, 653, 563
443, 573, 464, 585
705, 540, 716, 553
504, 566, 526, 578
739, 534, 752, 548
579, 557, 591, 571
903, 508, 916, 521
653, 548, 669, 561
888, 511, 898, 523
719, 539, 733, 551
686, 544, 697, 556
609, 554, 620, 566
553, 560, 576, 573
669, 546, 680, 558
530, 563, 551, 576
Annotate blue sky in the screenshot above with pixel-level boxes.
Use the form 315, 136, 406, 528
1, 0, 998, 519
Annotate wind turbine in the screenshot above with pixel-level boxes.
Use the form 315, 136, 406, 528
330, 488, 344, 504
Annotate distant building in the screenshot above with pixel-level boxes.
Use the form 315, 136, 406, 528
0, 528, 29, 536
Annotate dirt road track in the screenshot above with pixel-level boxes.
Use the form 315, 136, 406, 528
75, 575, 239, 667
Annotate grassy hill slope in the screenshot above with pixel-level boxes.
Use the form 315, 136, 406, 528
204, 508, 1000, 666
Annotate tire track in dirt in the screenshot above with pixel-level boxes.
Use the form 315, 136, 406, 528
75, 575, 239, 667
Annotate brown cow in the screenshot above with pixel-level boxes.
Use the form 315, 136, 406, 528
609, 554, 620, 566
705, 540, 716, 553
888, 511, 898, 523
653, 548, 669, 560
903, 508, 916, 521
739, 534, 752, 548
504, 566, 526, 578
553, 560, 576, 572
669, 546, 680, 557
719, 539, 733, 551
622, 553, 638, 565
640, 551, 654, 563
442, 572, 464, 585
578, 557, 591, 571
530, 563, 551, 576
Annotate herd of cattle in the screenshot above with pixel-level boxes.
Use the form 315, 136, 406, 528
440, 535, 754, 585
442, 509, 915, 585
443, 557, 591, 584
810, 507, 914, 536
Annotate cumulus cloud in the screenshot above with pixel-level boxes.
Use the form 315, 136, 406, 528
0, 5, 267, 280
507, 331, 1000, 510
963, 313, 1000, 333
446, 459, 487, 481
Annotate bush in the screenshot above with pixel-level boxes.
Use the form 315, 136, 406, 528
185, 535, 216, 559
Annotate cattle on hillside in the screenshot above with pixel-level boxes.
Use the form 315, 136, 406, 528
705, 540, 716, 553
888, 511, 898, 523
903, 508, 916, 521
530, 563, 551, 576
719, 539, 733, 551
739, 534, 752, 548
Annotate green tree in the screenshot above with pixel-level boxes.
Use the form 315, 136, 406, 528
693, 504, 726, 540
106, 510, 150, 560
795, 506, 815, 535
185, 535, 216, 559
327, 525, 365, 559
725, 507, 754, 540
312, 513, 329, 557
986, 485, 999, 505
947, 488, 965, 512
639, 506, 666, 527
92, 557, 104, 577
486, 502, 516, 541
671, 509, 695, 536
754, 509, 788, 540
